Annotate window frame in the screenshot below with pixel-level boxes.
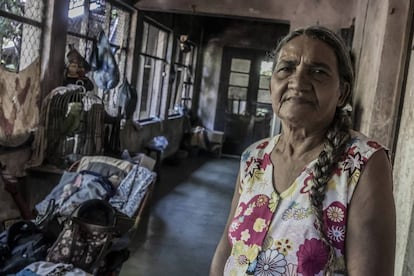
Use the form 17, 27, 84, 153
135, 17, 171, 121
168, 41, 197, 117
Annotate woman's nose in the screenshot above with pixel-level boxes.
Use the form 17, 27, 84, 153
288, 67, 311, 91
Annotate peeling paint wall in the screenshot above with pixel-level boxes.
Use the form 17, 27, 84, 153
352, 0, 387, 134
393, 36, 414, 276
353, 0, 411, 150
352, 1, 414, 274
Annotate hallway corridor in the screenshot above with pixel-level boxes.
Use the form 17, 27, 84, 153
119, 155, 239, 276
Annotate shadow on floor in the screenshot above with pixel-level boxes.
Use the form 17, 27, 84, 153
119, 153, 239, 276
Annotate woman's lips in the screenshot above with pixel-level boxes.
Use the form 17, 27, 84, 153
283, 96, 313, 104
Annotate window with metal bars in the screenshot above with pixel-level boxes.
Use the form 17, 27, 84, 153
135, 20, 170, 120
168, 42, 197, 117
66, 0, 131, 90
0, 0, 45, 72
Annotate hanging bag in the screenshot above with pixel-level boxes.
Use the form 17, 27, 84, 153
46, 199, 116, 274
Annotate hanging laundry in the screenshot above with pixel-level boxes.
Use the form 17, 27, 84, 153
91, 31, 120, 91
118, 80, 137, 120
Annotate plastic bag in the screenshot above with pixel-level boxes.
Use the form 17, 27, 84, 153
146, 136, 168, 151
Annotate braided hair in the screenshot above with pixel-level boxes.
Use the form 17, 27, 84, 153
273, 26, 354, 274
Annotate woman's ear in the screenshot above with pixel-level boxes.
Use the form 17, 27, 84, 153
337, 82, 351, 107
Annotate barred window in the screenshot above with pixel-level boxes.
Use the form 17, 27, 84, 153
0, 0, 45, 72
66, 0, 131, 87
136, 20, 170, 120
168, 42, 197, 116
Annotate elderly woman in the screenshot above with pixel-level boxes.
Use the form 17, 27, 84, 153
210, 26, 395, 276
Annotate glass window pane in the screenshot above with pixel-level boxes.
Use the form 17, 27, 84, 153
228, 100, 246, 115
228, 87, 247, 100
146, 25, 158, 55
87, 1, 106, 38
256, 103, 272, 116
150, 59, 164, 117
229, 72, 249, 87
109, 7, 130, 47
231, 58, 250, 73
145, 25, 167, 58
257, 89, 271, 103
260, 61, 273, 76
141, 22, 149, 52
156, 30, 167, 58
259, 76, 270, 89
139, 57, 152, 118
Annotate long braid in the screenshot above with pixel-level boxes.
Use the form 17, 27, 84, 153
310, 105, 352, 274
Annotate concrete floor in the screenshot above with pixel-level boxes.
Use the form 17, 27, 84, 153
119, 154, 239, 276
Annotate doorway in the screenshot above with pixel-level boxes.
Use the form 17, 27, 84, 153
216, 47, 274, 155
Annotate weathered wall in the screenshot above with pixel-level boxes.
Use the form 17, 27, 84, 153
352, 0, 387, 134
352, 1, 414, 275
393, 34, 414, 276
353, 0, 411, 150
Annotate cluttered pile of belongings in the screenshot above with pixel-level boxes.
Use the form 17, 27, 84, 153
0, 154, 156, 276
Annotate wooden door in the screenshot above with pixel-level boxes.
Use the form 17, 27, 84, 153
216, 47, 274, 156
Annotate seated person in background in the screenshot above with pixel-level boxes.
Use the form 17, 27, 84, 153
210, 25, 395, 276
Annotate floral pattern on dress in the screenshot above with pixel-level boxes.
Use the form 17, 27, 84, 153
323, 201, 347, 254
248, 166, 265, 186
367, 140, 381, 149
284, 263, 298, 276
342, 151, 365, 176
297, 238, 328, 276
257, 141, 269, 149
229, 194, 273, 247
347, 169, 361, 189
224, 134, 383, 276
281, 202, 311, 221
259, 153, 272, 170
268, 192, 279, 213
300, 170, 314, 194
274, 238, 293, 255
254, 249, 287, 276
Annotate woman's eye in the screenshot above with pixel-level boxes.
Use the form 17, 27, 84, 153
311, 68, 327, 75
276, 66, 292, 74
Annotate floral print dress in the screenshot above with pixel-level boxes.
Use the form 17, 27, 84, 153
223, 133, 383, 276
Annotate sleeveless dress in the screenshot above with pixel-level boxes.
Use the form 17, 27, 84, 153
223, 133, 384, 276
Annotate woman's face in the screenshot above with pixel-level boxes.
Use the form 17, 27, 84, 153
270, 35, 347, 131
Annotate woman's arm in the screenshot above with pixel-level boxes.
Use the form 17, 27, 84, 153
210, 173, 242, 276
346, 149, 396, 275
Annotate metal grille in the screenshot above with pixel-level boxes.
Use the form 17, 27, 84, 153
67, 0, 130, 79
0, 0, 44, 21
0, 0, 44, 72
